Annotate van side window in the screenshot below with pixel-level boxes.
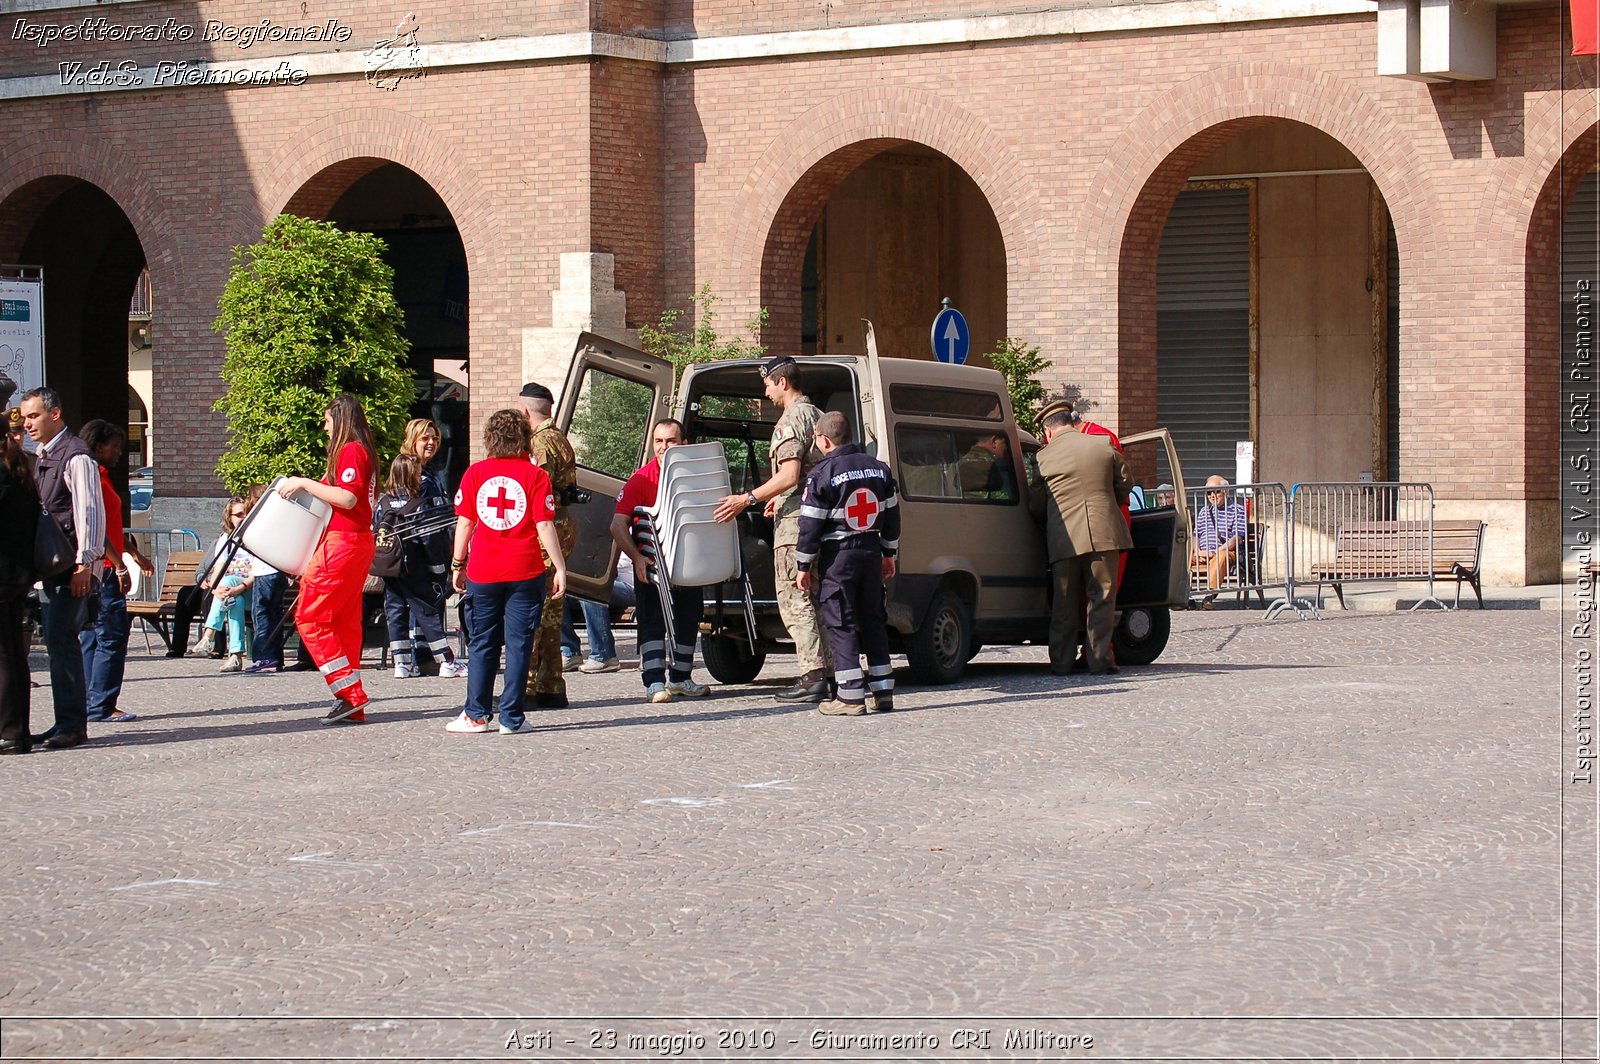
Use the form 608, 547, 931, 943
568, 367, 654, 479
888, 385, 1004, 421
896, 427, 1019, 504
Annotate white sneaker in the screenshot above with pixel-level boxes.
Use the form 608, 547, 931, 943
438, 660, 469, 678
561, 654, 582, 672
579, 656, 621, 674
393, 662, 420, 679
647, 683, 672, 704
666, 677, 710, 698
444, 712, 489, 733
499, 719, 532, 734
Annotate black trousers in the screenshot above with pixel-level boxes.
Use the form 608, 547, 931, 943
165, 584, 209, 656
815, 547, 893, 705
0, 587, 31, 742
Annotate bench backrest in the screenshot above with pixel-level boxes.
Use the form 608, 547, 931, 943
157, 551, 204, 605
1331, 520, 1483, 569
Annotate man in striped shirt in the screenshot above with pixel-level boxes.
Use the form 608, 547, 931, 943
1192, 475, 1250, 608
20, 387, 104, 749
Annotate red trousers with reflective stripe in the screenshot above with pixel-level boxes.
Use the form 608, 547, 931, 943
295, 529, 375, 705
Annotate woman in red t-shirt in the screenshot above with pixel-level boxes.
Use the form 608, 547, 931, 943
274, 395, 379, 724
446, 409, 566, 735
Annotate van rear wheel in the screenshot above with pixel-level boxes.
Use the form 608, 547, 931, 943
905, 588, 972, 685
1112, 606, 1170, 667
702, 633, 766, 685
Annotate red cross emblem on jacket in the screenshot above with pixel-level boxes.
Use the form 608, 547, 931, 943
844, 488, 879, 531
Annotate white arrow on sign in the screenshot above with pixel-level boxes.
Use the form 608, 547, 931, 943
942, 317, 962, 363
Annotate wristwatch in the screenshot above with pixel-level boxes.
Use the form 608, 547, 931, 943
746, 491, 759, 510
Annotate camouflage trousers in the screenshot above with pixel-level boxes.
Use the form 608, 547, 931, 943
526, 515, 575, 697
774, 544, 829, 674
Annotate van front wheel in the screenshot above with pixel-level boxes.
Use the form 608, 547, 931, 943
905, 589, 972, 685
702, 634, 766, 685
1112, 606, 1170, 667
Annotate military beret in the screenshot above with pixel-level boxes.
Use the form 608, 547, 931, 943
519, 382, 554, 402
759, 355, 798, 379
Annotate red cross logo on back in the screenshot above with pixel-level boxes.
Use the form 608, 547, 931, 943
475, 476, 527, 531
486, 488, 515, 520
844, 488, 879, 531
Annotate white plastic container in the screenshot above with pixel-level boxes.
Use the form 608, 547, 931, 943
240, 477, 332, 576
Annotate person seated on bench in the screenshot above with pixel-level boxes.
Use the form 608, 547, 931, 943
1193, 475, 1249, 609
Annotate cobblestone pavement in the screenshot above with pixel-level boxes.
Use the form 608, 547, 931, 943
0, 610, 1592, 1061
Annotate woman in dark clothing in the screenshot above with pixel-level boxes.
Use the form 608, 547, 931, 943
0, 374, 39, 754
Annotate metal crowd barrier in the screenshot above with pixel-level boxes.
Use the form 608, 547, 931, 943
1184, 482, 1292, 610
1270, 482, 1443, 619
124, 527, 202, 606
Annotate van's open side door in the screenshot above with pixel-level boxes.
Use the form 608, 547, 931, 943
556, 332, 675, 603
1121, 427, 1191, 608
859, 319, 889, 458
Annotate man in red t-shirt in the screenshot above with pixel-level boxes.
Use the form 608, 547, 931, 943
610, 418, 710, 705
445, 408, 567, 735
78, 420, 152, 724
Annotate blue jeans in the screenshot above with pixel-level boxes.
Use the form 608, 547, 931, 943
561, 596, 615, 661
81, 568, 131, 720
251, 570, 287, 664
465, 575, 545, 729
39, 577, 90, 735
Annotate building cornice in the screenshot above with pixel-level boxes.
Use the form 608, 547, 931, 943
0, 1, 1379, 101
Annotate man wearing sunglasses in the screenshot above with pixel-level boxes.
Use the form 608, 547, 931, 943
1193, 475, 1249, 609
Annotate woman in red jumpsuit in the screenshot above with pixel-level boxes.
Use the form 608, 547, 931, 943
275, 395, 378, 724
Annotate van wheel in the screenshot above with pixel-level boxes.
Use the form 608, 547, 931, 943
1112, 606, 1170, 667
702, 634, 766, 685
906, 589, 972, 685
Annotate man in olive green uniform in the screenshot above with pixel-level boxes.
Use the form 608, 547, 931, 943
1028, 401, 1133, 676
521, 382, 578, 708
713, 355, 830, 702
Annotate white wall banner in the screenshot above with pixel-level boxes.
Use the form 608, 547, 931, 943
0, 276, 44, 399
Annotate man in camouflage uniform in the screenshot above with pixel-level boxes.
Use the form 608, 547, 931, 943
713, 355, 831, 702
520, 382, 578, 708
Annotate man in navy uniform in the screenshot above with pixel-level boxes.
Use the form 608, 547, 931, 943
795, 411, 899, 717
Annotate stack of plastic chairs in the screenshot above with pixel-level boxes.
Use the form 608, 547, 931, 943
635, 442, 754, 663
647, 443, 741, 588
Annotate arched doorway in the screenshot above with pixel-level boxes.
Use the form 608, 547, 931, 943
1125, 120, 1396, 488
762, 142, 1005, 364
285, 160, 471, 487
0, 177, 146, 495
1527, 125, 1598, 572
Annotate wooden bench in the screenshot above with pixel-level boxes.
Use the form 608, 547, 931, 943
1310, 520, 1486, 609
126, 549, 204, 650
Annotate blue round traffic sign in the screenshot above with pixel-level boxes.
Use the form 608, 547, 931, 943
931, 306, 970, 365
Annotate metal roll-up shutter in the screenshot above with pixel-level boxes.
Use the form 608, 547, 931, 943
1563, 169, 1599, 562
1157, 186, 1252, 485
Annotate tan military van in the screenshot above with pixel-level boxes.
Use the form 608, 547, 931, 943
556, 329, 1190, 685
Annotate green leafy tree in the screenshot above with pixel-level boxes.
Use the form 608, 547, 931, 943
638, 283, 769, 400
982, 336, 1054, 436
569, 285, 769, 477
212, 215, 415, 494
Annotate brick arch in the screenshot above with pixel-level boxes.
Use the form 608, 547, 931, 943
260, 108, 502, 285
1076, 62, 1434, 435
724, 87, 1045, 348
1516, 112, 1598, 506
0, 129, 177, 291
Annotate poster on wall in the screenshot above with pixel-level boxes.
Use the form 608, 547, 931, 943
0, 273, 44, 401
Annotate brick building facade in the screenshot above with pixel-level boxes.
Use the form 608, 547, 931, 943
0, 0, 1591, 584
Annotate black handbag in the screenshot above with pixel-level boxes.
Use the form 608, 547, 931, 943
33, 508, 74, 581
